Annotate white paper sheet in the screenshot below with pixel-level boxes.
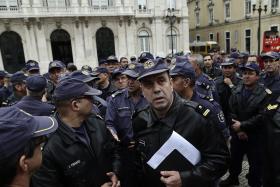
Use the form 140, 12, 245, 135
147, 131, 201, 169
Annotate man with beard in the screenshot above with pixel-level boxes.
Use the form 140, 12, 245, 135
132, 59, 229, 187
106, 62, 148, 187
215, 58, 242, 127
203, 55, 222, 79
32, 77, 121, 187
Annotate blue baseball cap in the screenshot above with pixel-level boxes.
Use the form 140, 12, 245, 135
221, 58, 236, 66
170, 62, 195, 80
175, 56, 189, 63
99, 59, 107, 65
0, 70, 7, 78
69, 70, 95, 83
261, 51, 280, 60
107, 55, 119, 63
138, 59, 169, 80
81, 65, 93, 73
239, 51, 249, 58
112, 68, 126, 79
26, 75, 47, 92
0, 106, 58, 161
10, 71, 27, 84
26, 60, 40, 72
53, 77, 102, 101
241, 62, 260, 73
138, 52, 154, 63
122, 63, 143, 78
94, 67, 109, 74
48, 60, 65, 72
230, 52, 240, 59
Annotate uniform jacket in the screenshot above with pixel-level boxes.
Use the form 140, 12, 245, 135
260, 73, 280, 94
229, 83, 271, 134
203, 66, 222, 79
14, 96, 55, 116
132, 93, 230, 187
32, 113, 121, 187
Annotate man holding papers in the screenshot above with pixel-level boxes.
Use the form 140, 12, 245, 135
132, 59, 230, 187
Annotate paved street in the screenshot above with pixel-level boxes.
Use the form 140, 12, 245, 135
221, 161, 250, 187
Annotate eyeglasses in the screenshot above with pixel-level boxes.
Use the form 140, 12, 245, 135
204, 59, 211, 61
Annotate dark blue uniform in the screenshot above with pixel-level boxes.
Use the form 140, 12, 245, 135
191, 90, 229, 139
105, 88, 148, 144
260, 74, 280, 94
196, 73, 220, 102
14, 96, 55, 116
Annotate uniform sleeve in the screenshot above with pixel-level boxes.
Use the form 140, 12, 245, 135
179, 118, 230, 186
105, 98, 118, 134
31, 148, 63, 187
211, 107, 230, 139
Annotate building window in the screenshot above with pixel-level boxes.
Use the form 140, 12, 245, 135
225, 31, 230, 54
196, 34, 200, 42
0, 0, 19, 9
44, 0, 70, 7
271, 26, 279, 32
90, 0, 113, 7
138, 30, 150, 52
225, 2, 230, 19
245, 29, 251, 53
272, 0, 279, 8
209, 33, 214, 41
208, 8, 214, 24
195, 12, 200, 26
138, 0, 146, 9
245, 0, 252, 15
167, 0, 176, 9
167, 29, 177, 53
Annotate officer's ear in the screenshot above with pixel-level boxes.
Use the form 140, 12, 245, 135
70, 99, 81, 111
18, 154, 29, 173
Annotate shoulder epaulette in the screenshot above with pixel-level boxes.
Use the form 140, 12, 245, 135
265, 88, 272, 95
111, 90, 124, 98
95, 114, 103, 120
183, 100, 211, 117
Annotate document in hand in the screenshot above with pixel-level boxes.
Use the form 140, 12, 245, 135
147, 131, 201, 170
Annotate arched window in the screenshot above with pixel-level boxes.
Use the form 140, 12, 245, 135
138, 30, 150, 52
0, 31, 25, 73
167, 29, 177, 53
167, 0, 176, 9
96, 27, 115, 61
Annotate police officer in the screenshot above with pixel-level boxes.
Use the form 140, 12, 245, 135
215, 58, 242, 126
203, 55, 222, 79
111, 68, 128, 90
188, 54, 220, 102
0, 107, 58, 187
220, 63, 271, 187
120, 57, 129, 68
106, 62, 148, 187
4, 71, 27, 106
106, 55, 120, 73
261, 95, 280, 187
14, 75, 55, 116
132, 59, 229, 187
95, 67, 117, 100
81, 65, 93, 73
46, 60, 66, 102
32, 77, 121, 187
138, 52, 154, 64
170, 60, 230, 140
0, 70, 12, 104
25, 60, 40, 76
66, 63, 77, 73
260, 51, 280, 94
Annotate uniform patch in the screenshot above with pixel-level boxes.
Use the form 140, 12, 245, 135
265, 88, 272, 94
217, 112, 225, 123
267, 104, 278, 110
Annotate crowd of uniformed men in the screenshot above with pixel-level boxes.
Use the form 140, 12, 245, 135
0, 49, 279, 187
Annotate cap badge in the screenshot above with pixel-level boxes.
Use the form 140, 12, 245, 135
143, 60, 155, 69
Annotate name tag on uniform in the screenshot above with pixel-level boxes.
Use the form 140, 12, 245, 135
147, 131, 201, 169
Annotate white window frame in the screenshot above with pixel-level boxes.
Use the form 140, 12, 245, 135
245, 0, 252, 16
225, 31, 231, 53
244, 29, 251, 53
224, 1, 231, 20
138, 30, 150, 52
271, 0, 279, 9
137, 0, 147, 9
0, 0, 19, 8
167, 0, 176, 9
45, 0, 70, 7
209, 33, 214, 41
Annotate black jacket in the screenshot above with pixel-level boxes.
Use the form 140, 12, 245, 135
215, 75, 242, 126
262, 96, 280, 187
32, 113, 121, 187
132, 93, 230, 187
229, 83, 271, 134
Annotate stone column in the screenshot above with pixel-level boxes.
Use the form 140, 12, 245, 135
182, 18, 190, 51
153, 18, 164, 56
73, 21, 85, 67
21, 0, 31, 14
117, 18, 127, 58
